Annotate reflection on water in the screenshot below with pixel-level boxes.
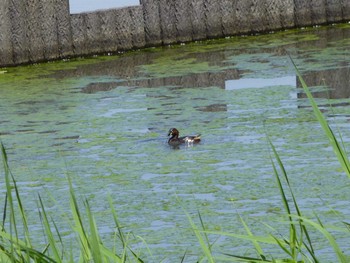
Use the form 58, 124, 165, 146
1, 24, 350, 261
80, 69, 243, 93
297, 67, 350, 99
225, 76, 296, 90
196, 103, 227, 112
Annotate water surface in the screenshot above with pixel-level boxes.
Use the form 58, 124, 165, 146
1, 24, 350, 261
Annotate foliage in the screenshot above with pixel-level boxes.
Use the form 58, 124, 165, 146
183, 57, 350, 262
0, 142, 144, 263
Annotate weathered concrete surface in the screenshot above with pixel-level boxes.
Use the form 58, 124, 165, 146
85, 12, 103, 54
175, 0, 193, 43
9, 0, 29, 65
129, 6, 146, 48
71, 6, 145, 56
343, 0, 350, 20
141, 0, 162, 46
56, 0, 73, 57
190, 0, 207, 40
1, 0, 350, 67
0, 0, 72, 66
115, 7, 135, 50
204, 0, 222, 38
0, 0, 13, 65
41, 0, 60, 60
26, 0, 45, 62
71, 13, 89, 56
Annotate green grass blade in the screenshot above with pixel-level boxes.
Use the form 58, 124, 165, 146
238, 214, 265, 260
38, 195, 62, 262
50, 219, 64, 259
180, 249, 187, 263
85, 200, 102, 263
197, 211, 212, 253
108, 195, 145, 262
292, 215, 347, 263
108, 196, 126, 249
108, 195, 127, 262
1, 142, 16, 232
1, 193, 7, 230
268, 137, 320, 262
266, 137, 292, 217
220, 253, 271, 262
67, 176, 91, 261
183, 209, 215, 263
267, 138, 298, 257
271, 235, 293, 258
11, 171, 32, 251
99, 245, 123, 262
1, 141, 18, 261
0, 229, 56, 263
289, 55, 350, 178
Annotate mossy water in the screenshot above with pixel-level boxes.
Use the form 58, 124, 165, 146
1, 23, 350, 261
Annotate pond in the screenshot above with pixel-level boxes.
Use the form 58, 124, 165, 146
1, 23, 350, 262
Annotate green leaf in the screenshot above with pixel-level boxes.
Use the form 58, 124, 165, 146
289, 55, 350, 178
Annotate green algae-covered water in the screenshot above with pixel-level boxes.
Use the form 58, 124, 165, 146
1, 23, 350, 261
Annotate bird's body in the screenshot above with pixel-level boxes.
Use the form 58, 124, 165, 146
167, 128, 201, 146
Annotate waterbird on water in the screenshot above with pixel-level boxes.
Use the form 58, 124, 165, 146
167, 128, 201, 146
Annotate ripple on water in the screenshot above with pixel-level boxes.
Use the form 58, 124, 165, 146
1, 23, 350, 261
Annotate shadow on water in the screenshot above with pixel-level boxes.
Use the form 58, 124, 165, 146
297, 67, 350, 99
46, 24, 350, 99
1, 23, 350, 261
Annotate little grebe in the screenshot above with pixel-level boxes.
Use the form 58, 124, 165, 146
167, 128, 201, 146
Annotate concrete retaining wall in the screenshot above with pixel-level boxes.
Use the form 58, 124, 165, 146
1, 0, 349, 67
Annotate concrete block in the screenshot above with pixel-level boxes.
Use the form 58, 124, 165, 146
233, 0, 252, 34
310, 0, 327, 25
264, 0, 283, 30
26, 0, 45, 62
71, 14, 89, 56
9, 0, 29, 64
190, 0, 206, 40
278, 0, 295, 28
85, 12, 102, 54
56, 0, 73, 57
342, 0, 350, 21
100, 9, 118, 53
128, 6, 146, 48
251, 0, 269, 32
142, 0, 162, 46
221, 0, 239, 36
257, 0, 294, 30
115, 8, 133, 50
41, 0, 60, 60
175, 0, 193, 42
325, 0, 343, 22
294, 0, 312, 26
159, 0, 176, 44
0, 0, 13, 66
204, 0, 222, 38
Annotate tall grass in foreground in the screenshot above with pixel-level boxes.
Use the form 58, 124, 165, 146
0, 142, 145, 263
186, 58, 350, 262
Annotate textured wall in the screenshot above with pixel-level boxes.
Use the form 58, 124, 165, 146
71, 6, 145, 56
0, 0, 72, 66
0, 0, 13, 65
0, 0, 349, 67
